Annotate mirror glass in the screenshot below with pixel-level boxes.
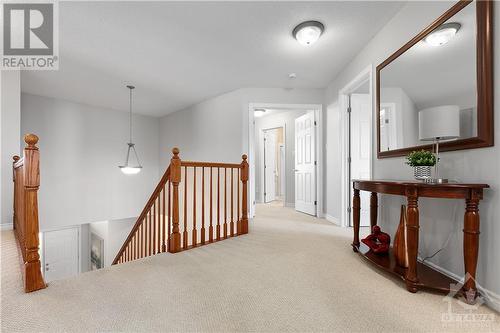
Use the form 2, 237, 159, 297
379, 3, 476, 152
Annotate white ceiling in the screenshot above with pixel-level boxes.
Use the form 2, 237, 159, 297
21, 1, 405, 117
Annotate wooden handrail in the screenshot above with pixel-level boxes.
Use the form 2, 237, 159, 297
180, 161, 241, 168
113, 148, 249, 265
12, 134, 46, 292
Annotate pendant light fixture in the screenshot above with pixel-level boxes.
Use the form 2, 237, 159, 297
119, 85, 142, 175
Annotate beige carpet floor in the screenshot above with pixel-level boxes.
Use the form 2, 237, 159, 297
1, 204, 499, 332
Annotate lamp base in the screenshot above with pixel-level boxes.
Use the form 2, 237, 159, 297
423, 178, 449, 184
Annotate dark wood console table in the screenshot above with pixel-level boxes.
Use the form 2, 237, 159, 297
352, 180, 489, 302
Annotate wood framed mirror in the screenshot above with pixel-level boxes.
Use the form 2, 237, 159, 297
376, 0, 493, 158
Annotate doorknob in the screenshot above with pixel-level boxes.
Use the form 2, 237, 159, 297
294, 169, 299, 172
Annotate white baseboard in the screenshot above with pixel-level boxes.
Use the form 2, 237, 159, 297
420, 258, 500, 312
1, 223, 13, 231
325, 214, 341, 226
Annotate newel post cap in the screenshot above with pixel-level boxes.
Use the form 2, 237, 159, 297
242, 154, 248, 161
172, 147, 180, 158
24, 134, 39, 147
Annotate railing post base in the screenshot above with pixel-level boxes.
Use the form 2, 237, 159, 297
24, 260, 46, 292
169, 233, 181, 253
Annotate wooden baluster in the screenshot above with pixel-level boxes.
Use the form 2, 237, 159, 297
240, 155, 249, 234
237, 168, 241, 235
162, 185, 166, 252
230, 168, 234, 237
209, 167, 214, 243
192, 166, 197, 246
352, 188, 360, 251
153, 202, 157, 254
224, 168, 228, 239
148, 211, 152, 256
169, 148, 181, 253
142, 218, 146, 258
21, 134, 46, 292
183, 166, 188, 249
217, 167, 221, 240
168, 180, 171, 252
201, 167, 206, 244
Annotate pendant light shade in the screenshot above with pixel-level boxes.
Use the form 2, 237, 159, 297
119, 85, 142, 175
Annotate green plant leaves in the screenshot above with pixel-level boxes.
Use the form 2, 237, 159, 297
406, 150, 436, 167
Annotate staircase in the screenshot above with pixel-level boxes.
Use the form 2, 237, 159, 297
113, 148, 249, 265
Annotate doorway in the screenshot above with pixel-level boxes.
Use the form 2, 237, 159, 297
339, 65, 373, 228
263, 127, 284, 204
249, 104, 323, 218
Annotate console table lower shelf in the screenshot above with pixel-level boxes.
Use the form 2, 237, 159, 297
355, 243, 458, 293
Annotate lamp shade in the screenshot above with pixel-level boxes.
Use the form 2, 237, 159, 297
418, 105, 460, 141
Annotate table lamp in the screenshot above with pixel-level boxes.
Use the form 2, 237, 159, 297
418, 105, 460, 183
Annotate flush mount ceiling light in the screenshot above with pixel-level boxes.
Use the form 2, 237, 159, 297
293, 20, 324, 46
119, 85, 142, 175
254, 108, 266, 118
424, 22, 461, 46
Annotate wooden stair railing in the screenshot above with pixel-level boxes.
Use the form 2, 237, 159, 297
12, 134, 46, 292
113, 148, 248, 265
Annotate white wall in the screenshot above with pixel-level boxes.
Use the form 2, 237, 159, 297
89, 217, 135, 268
21, 93, 160, 230
254, 110, 307, 206
325, 1, 500, 297
0, 71, 21, 228
159, 88, 324, 166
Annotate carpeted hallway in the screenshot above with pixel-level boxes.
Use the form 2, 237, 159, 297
1, 204, 498, 332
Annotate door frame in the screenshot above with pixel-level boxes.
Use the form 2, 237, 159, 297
248, 103, 324, 218
41, 225, 82, 279
339, 65, 373, 228
262, 126, 285, 204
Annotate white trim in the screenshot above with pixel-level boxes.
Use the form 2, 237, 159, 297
339, 64, 374, 228
421, 258, 500, 312
248, 103, 324, 218
284, 202, 295, 208
1, 223, 13, 231
325, 214, 341, 226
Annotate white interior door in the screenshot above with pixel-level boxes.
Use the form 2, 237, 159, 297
43, 227, 79, 282
350, 94, 371, 227
295, 111, 316, 216
264, 130, 276, 203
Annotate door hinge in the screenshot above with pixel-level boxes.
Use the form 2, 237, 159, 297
314, 161, 317, 166
347, 107, 352, 113
347, 207, 352, 213
314, 201, 317, 205
348, 157, 352, 163
314, 121, 317, 126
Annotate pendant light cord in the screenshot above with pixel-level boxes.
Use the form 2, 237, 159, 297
129, 87, 133, 144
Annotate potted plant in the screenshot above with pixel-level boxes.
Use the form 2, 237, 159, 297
406, 150, 436, 181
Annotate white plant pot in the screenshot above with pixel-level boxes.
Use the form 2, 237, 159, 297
414, 166, 432, 180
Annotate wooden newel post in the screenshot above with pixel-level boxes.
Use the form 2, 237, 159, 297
169, 148, 182, 253
22, 134, 46, 292
239, 154, 249, 235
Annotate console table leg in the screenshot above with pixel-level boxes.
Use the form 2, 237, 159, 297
370, 192, 378, 229
463, 192, 480, 303
405, 190, 419, 293
352, 189, 361, 252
